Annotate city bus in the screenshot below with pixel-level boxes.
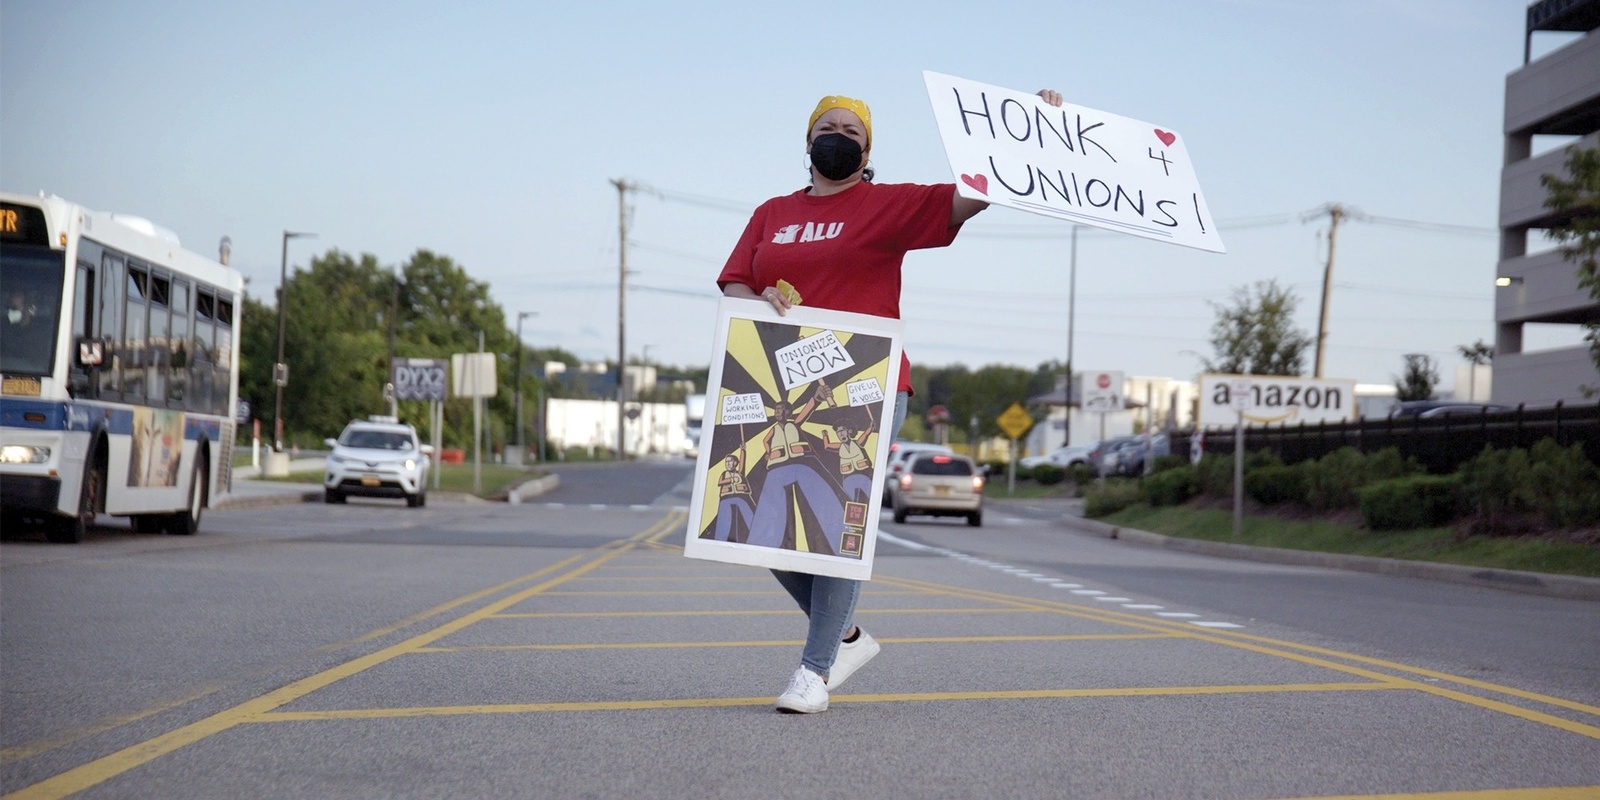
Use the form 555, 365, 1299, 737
0, 192, 242, 543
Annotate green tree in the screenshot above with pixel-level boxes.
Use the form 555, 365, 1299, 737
237, 293, 276, 440
278, 250, 395, 440
916, 362, 1041, 441
1394, 353, 1439, 402
393, 250, 516, 450
1201, 279, 1313, 376
1540, 145, 1600, 391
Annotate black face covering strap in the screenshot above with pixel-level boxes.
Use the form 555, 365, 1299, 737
810, 133, 863, 181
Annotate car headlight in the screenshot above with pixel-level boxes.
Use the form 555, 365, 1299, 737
404, 459, 417, 471
328, 455, 348, 465
0, 445, 50, 464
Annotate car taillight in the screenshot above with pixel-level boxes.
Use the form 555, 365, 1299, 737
972, 475, 985, 491
899, 474, 913, 490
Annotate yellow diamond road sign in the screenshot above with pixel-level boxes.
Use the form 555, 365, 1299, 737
997, 403, 1033, 440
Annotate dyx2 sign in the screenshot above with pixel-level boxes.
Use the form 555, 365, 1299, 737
392, 358, 448, 402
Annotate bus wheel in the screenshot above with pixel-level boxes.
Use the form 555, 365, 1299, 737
130, 515, 164, 534
165, 457, 207, 536
48, 460, 102, 544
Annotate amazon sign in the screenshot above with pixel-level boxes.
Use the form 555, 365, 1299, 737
1198, 374, 1357, 428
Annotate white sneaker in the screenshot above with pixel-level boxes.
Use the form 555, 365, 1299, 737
828, 630, 880, 690
775, 666, 829, 713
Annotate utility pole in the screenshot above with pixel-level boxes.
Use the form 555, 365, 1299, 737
1309, 203, 1347, 379
515, 311, 536, 460
610, 178, 631, 460
1064, 225, 1078, 446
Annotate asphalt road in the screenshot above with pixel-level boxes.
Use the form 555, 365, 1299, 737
2, 460, 1598, 800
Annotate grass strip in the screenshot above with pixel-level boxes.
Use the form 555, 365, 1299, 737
1103, 503, 1600, 579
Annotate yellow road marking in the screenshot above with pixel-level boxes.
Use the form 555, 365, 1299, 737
12, 508, 1597, 799
1, 510, 685, 800
1, 524, 623, 766
251, 681, 1400, 722
491, 607, 1045, 618
414, 632, 1179, 652
0, 683, 224, 764
529, 588, 931, 595
880, 575, 1600, 739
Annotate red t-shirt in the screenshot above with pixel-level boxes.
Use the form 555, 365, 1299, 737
717, 181, 960, 392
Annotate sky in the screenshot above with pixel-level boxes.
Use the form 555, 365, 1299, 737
1, 0, 1583, 392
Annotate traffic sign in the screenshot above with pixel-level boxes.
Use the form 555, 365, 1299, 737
1228, 378, 1255, 412
1081, 370, 1124, 413
393, 358, 449, 401
997, 403, 1033, 440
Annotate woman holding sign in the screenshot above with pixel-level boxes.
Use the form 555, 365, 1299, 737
718, 88, 1063, 714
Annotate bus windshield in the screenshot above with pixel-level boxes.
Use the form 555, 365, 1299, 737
0, 246, 64, 376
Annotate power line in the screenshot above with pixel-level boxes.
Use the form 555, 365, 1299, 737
1362, 214, 1496, 236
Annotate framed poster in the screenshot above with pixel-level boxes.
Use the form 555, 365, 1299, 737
683, 297, 902, 581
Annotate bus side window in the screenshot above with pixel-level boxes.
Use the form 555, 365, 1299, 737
147, 273, 170, 406
168, 280, 190, 407
214, 298, 234, 417
193, 291, 215, 413
122, 265, 148, 403
98, 252, 124, 398
69, 258, 98, 397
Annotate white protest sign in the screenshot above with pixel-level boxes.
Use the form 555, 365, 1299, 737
774, 329, 857, 391
846, 377, 885, 407
924, 71, 1224, 254
720, 392, 769, 425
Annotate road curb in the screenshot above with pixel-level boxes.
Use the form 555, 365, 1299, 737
1061, 515, 1600, 602
217, 484, 489, 510
215, 487, 320, 510
507, 474, 561, 504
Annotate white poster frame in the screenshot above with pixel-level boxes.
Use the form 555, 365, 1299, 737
683, 297, 903, 581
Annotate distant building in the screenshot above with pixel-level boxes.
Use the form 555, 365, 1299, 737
1495, 0, 1600, 407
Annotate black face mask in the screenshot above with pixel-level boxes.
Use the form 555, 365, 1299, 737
809, 133, 863, 181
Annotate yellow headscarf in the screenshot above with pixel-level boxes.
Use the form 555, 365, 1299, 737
807, 95, 872, 148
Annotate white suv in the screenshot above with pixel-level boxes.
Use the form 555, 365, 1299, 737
323, 417, 432, 507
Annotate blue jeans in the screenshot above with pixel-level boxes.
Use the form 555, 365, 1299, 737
770, 390, 908, 678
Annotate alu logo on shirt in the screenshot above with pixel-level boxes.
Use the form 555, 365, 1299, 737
771, 221, 844, 244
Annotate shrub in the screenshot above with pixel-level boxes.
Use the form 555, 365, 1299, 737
1195, 453, 1235, 499
1364, 446, 1423, 483
1144, 467, 1198, 506
1246, 448, 1284, 470
1151, 454, 1189, 475
1460, 445, 1534, 530
1358, 474, 1464, 531
1066, 463, 1094, 487
1245, 463, 1307, 507
1527, 438, 1600, 528
1303, 447, 1369, 511
1031, 463, 1066, 486
1083, 479, 1144, 518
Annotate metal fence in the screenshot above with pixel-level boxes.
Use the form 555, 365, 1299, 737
1172, 401, 1600, 474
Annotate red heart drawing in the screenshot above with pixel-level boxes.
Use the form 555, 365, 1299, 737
960, 173, 989, 195
1154, 129, 1176, 146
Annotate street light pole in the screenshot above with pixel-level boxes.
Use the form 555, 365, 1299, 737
273, 230, 315, 452
515, 311, 537, 461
